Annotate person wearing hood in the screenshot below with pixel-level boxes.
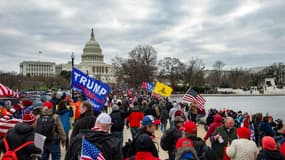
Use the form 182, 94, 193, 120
56, 100, 73, 149
110, 104, 131, 148
129, 134, 160, 160
226, 127, 259, 160
70, 101, 96, 139
0, 112, 41, 160
169, 102, 179, 129
257, 136, 285, 160
65, 113, 123, 160
35, 101, 66, 160
160, 116, 184, 160
204, 114, 223, 150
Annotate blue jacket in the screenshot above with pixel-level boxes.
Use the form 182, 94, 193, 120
259, 121, 275, 137
56, 108, 73, 133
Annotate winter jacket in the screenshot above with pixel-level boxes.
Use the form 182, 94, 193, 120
144, 107, 157, 118
160, 108, 169, 123
162, 126, 182, 153
0, 123, 41, 160
211, 125, 237, 160
56, 108, 73, 134
186, 136, 211, 160
127, 111, 144, 128
226, 138, 259, 160
259, 121, 275, 137
134, 152, 160, 160
65, 129, 123, 160
70, 110, 96, 139
133, 129, 158, 158
204, 114, 223, 141
175, 144, 199, 160
257, 150, 285, 160
70, 100, 81, 120
35, 108, 66, 142
110, 110, 131, 132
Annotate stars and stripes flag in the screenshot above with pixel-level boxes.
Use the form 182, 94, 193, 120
182, 88, 206, 110
0, 83, 19, 98
81, 139, 105, 160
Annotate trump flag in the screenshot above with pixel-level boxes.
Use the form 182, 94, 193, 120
71, 68, 110, 111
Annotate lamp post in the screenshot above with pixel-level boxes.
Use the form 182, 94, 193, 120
71, 52, 74, 68
71, 52, 75, 98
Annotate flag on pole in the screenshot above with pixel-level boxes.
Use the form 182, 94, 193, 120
81, 139, 105, 160
141, 82, 155, 92
182, 88, 206, 110
153, 82, 173, 97
0, 83, 19, 98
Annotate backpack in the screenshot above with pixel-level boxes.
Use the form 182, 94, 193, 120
35, 114, 55, 142
2, 138, 33, 160
110, 112, 124, 131
160, 130, 172, 150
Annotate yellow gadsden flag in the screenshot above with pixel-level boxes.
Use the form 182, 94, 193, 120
153, 82, 173, 97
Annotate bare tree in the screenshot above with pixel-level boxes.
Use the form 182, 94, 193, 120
158, 57, 185, 88
183, 58, 205, 87
209, 60, 225, 88
112, 45, 157, 88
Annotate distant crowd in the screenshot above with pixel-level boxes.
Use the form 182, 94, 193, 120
0, 91, 284, 160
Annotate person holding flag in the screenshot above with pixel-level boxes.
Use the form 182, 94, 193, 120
65, 113, 123, 160
182, 88, 206, 123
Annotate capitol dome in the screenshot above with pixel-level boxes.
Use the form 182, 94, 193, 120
81, 28, 104, 63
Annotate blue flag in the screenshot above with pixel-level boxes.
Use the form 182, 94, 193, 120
71, 67, 110, 111
146, 82, 155, 92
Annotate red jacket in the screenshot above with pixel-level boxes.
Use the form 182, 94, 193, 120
127, 111, 144, 128
134, 152, 160, 160
204, 114, 223, 141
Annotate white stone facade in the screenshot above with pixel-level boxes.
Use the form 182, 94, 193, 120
20, 61, 56, 77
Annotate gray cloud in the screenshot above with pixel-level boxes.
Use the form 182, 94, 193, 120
0, 0, 284, 72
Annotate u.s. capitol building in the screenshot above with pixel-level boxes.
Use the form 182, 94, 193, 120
57, 29, 117, 84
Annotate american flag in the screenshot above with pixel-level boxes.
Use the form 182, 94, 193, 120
0, 83, 19, 98
81, 139, 105, 160
182, 88, 206, 110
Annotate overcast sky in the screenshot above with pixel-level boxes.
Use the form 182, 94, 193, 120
0, 0, 284, 72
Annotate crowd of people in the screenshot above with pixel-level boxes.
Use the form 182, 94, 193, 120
0, 91, 284, 160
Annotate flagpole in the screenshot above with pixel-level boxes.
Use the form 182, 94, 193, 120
80, 136, 85, 159
182, 87, 191, 102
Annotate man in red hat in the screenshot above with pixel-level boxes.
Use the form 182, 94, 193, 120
35, 101, 66, 160
226, 127, 259, 160
177, 121, 215, 160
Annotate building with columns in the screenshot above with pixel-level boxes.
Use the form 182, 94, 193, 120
20, 61, 56, 77
57, 29, 117, 84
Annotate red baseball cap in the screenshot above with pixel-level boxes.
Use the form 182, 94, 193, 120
176, 137, 194, 149
43, 101, 53, 109
180, 121, 197, 134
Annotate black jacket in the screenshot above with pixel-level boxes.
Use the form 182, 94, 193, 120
0, 123, 41, 160
110, 110, 131, 132
134, 129, 158, 157
65, 129, 123, 160
257, 150, 285, 160
71, 111, 96, 139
